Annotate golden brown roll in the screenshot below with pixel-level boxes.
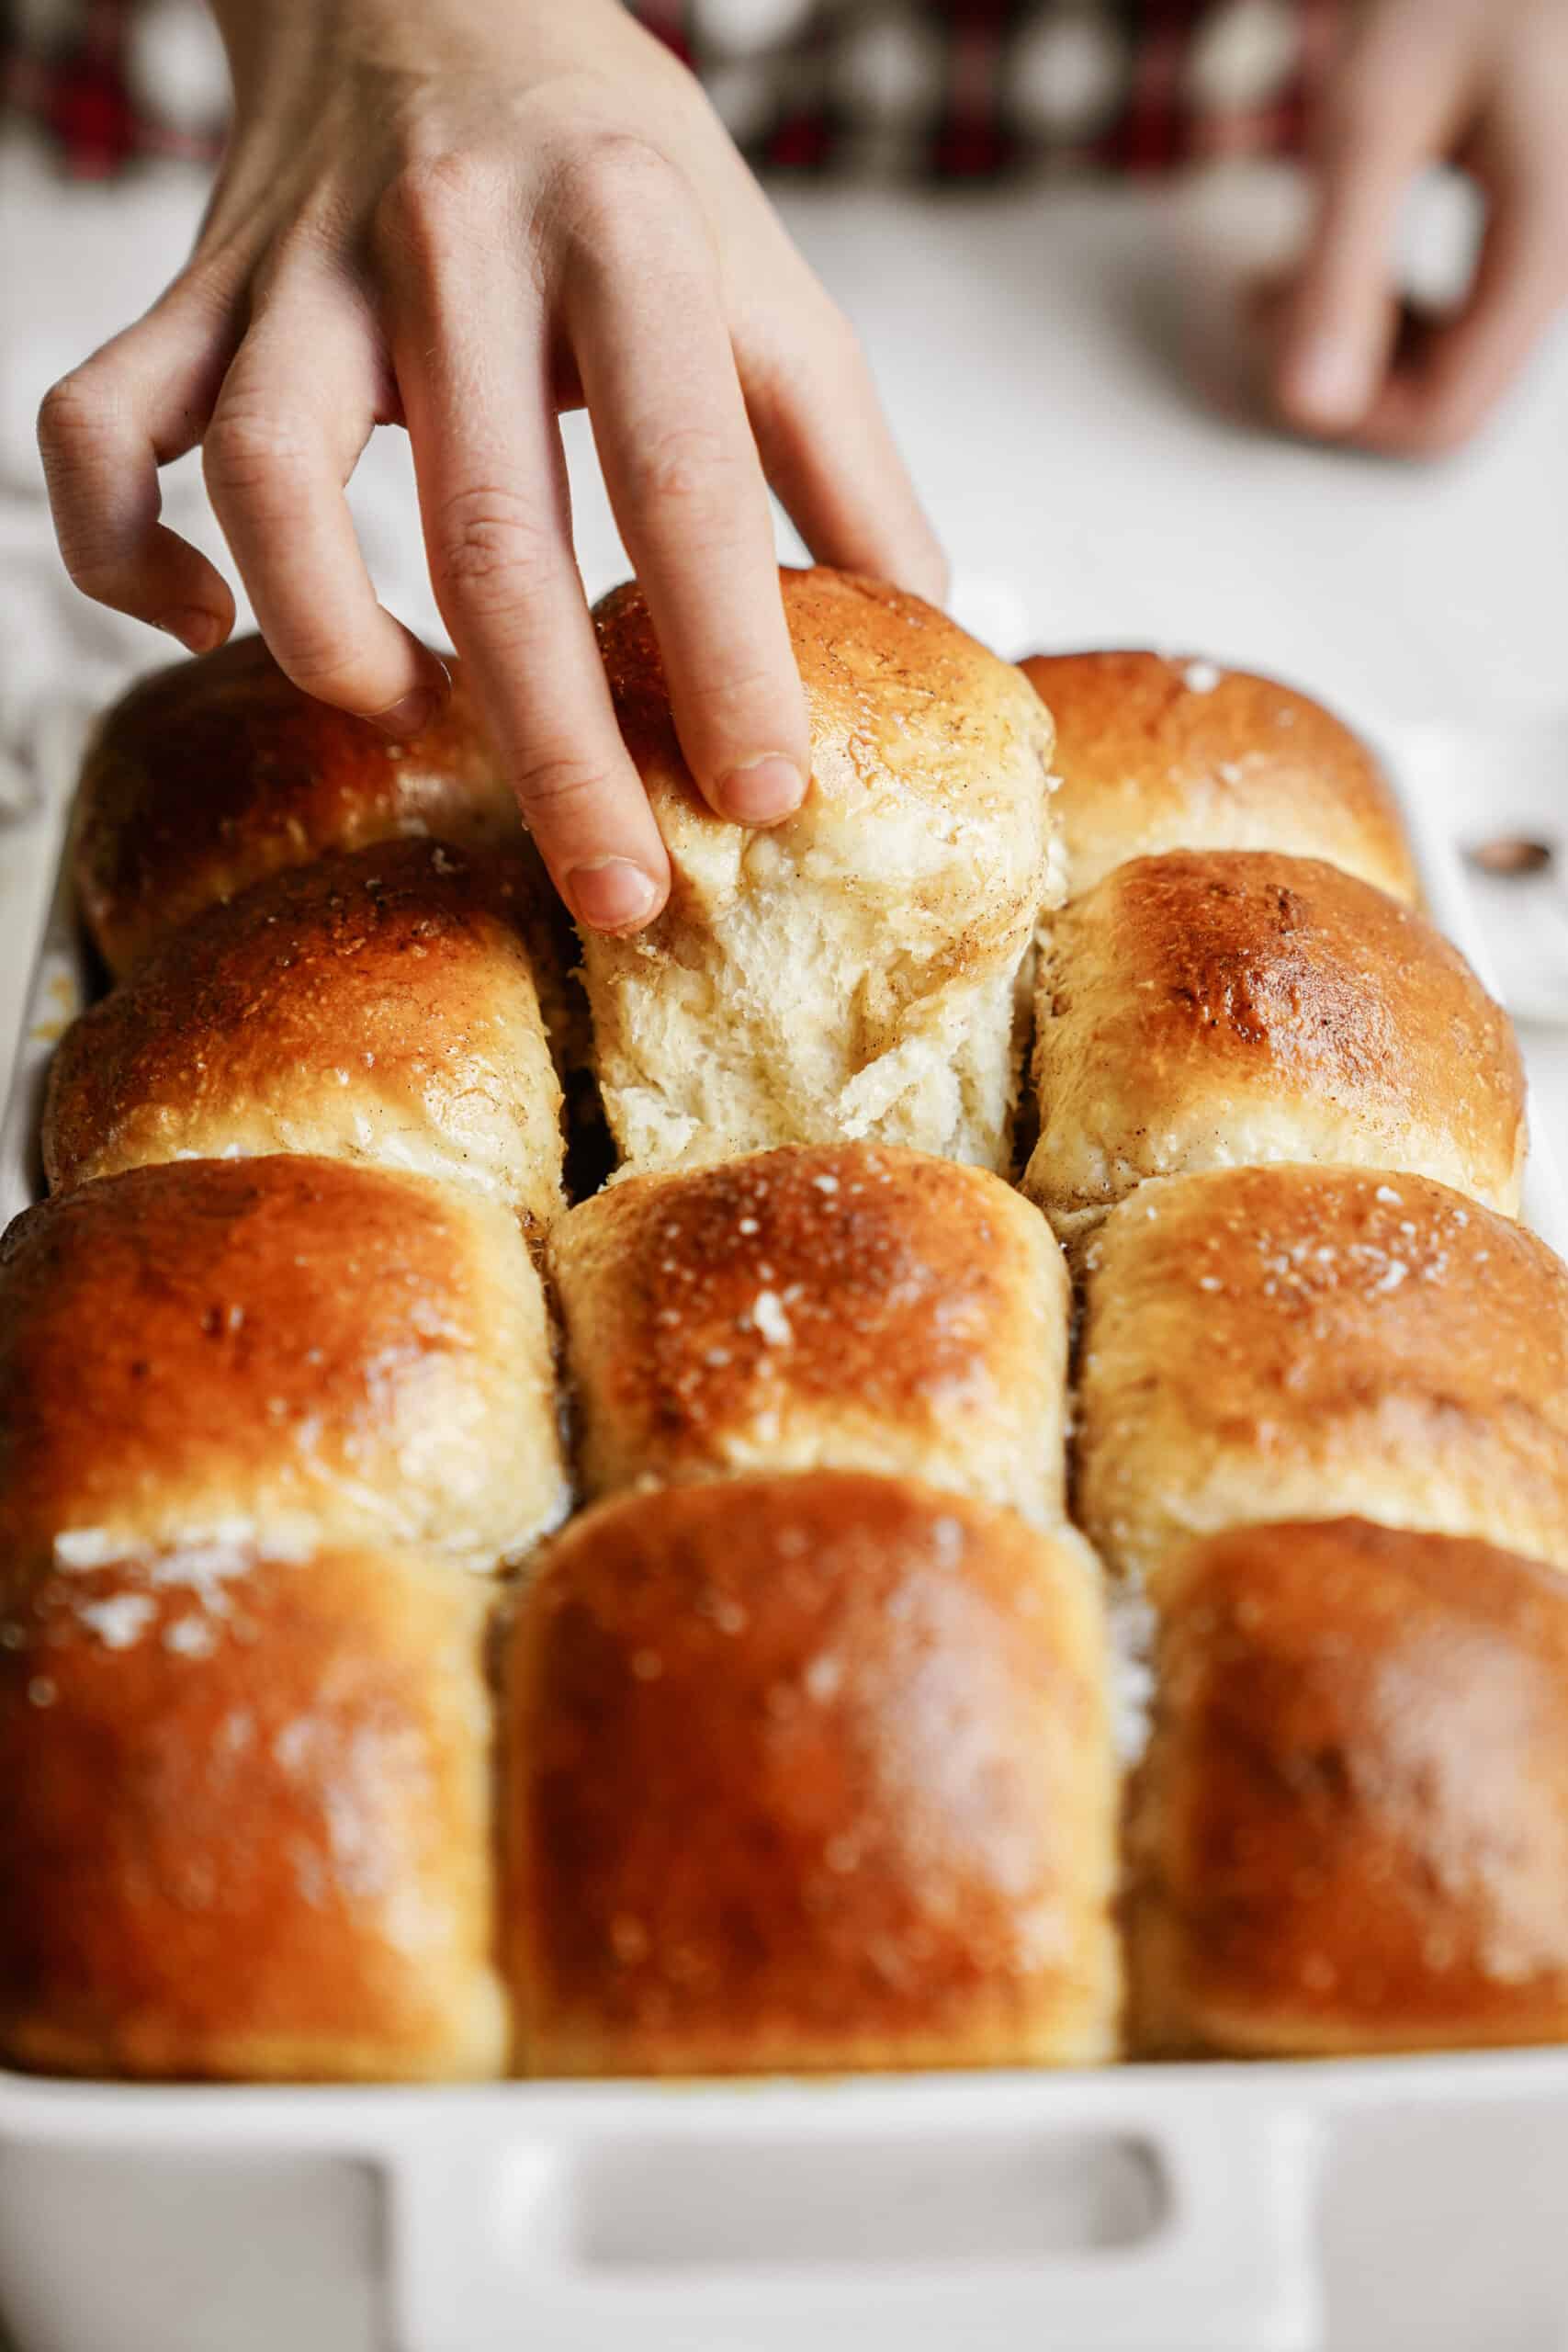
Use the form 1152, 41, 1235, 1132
1076, 1166, 1568, 1587
549, 1143, 1070, 1521
582, 569, 1060, 1176
1023, 851, 1526, 1236
0, 1158, 568, 1575
502, 1472, 1118, 2076
44, 838, 567, 1230
74, 636, 527, 978
1130, 1518, 1568, 2057
0, 1538, 504, 2080
1021, 650, 1417, 903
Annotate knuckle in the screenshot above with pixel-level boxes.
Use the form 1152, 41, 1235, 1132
374, 153, 510, 267
633, 424, 745, 520
681, 657, 789, 718
266, 634, 380, 704
513, 749, 618, 818
57, 544, 133, 605
432, 484, 561, 620
202, 403, 313, 507
546, 131, 691, 268
37, 368, 112, 463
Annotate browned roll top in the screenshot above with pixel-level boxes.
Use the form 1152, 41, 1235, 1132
550, 1143, 1071, 1521
1076, 1164, 1568, 1588
0, 1540, 504, 2080
1026, 850, 1526, 1232
0, 1155, 567, 1573
1131, 1518, 1568, 2058
74, 636, 525, 978
1021, 648, 1418, 903
503, 1471, 1118, 2076
44, 836, 567, 1228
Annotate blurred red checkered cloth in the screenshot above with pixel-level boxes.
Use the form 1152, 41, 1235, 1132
0, 0, 1342, 181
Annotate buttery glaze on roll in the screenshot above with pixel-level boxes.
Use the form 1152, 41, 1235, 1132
1131, 1519, 1568, 2057
1076, 1165, 1568, 1588
0, 1158, 568, 1574
44, 838, 566, 1229
0, 1540, 504, 2080
1024, 851, 1526, 1236
582, 568, 1061, 1176
503, 1472, 1119, 2076
549, 1143, 1070, 1522
74, 636, 530, 978
1020, 650, 1417, 904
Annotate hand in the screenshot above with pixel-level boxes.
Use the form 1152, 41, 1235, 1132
37, 0, 944, 932
1275, 0, 1568, 454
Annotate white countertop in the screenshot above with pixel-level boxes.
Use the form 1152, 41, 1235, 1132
4, 129, 1568, 2352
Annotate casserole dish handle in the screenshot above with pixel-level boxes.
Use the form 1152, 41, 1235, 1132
383, 2094, 1323, 2351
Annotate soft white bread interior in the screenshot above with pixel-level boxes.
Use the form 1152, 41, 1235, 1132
581, 569, 1061, 1176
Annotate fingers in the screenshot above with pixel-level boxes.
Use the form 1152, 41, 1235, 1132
37, 287, 239, 650
1352, 171, 1568, 455
1275, 4, 1476, 437
202, 277, 448, 731
378, 154, 671, 932
561, 143, 809, 825
743, 304, 949, 609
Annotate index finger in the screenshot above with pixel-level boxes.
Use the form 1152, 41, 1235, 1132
558, 141, 810, 826
378, 160, 671, 934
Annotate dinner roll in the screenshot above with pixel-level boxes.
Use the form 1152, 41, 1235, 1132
1021, 650, 1417, 903
503, 1473, 1118, 2075
581, 569, 1060, 1175
549, 1143, 1070, 1521
1077, 1166, 1568, 1587
0, 1539, 504, 2079
44, 838, 566, 1230
0, 1158, 567, 1575
1023, 851, 1526, 1237
74, 636, 527, 978
1130, 1519, 1568, 2057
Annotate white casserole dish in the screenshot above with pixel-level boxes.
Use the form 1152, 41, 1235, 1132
1, 719, 1565, 2352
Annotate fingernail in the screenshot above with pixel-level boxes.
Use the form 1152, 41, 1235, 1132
373, 682, 444, 740
570, 856, 660, 932
716, 755, 807, 825
1283, 336, 1376, 428
160, 609, 226, 655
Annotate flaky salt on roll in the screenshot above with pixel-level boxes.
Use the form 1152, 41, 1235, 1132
1076, 1165, 1568, 1589
44, 838, 566, 1231
1021, 650, 1417, 903
1024, 851, 1525, 1238
583, 569, 1060, 1176
502, 1472, 1118, 2076
549, 1144, 1070, 1523
0, 1158, 568, 1576
1131, 1519, 1568, 2057
74, 636, 535, 978
0, 1539, 504, 2080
